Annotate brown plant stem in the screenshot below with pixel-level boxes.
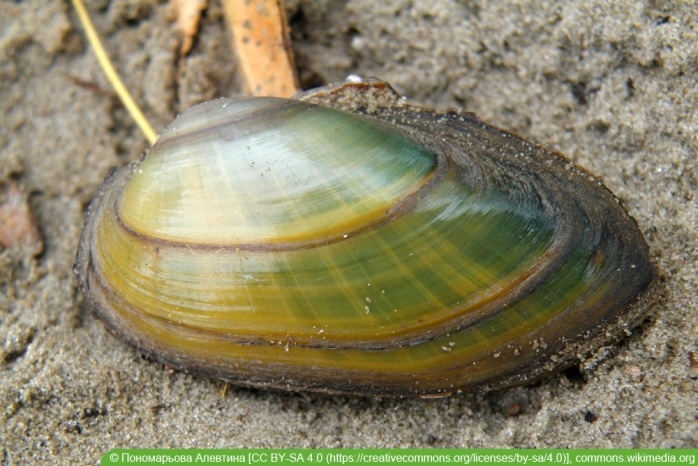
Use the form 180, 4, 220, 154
222, 0, 300, 97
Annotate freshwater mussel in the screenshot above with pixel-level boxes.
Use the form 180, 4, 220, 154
75, 80, 655, 397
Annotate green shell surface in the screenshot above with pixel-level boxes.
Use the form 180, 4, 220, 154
76, 82, 655, 396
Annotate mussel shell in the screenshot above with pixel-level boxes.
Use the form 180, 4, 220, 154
76, 81, 655, 397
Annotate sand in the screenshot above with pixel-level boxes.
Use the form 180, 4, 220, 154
1, 1, 696, 464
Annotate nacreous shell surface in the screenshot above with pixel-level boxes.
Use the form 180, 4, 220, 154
76, 82, 655, 396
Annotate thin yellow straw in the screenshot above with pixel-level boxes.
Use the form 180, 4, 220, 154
71, 0, 158, 145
